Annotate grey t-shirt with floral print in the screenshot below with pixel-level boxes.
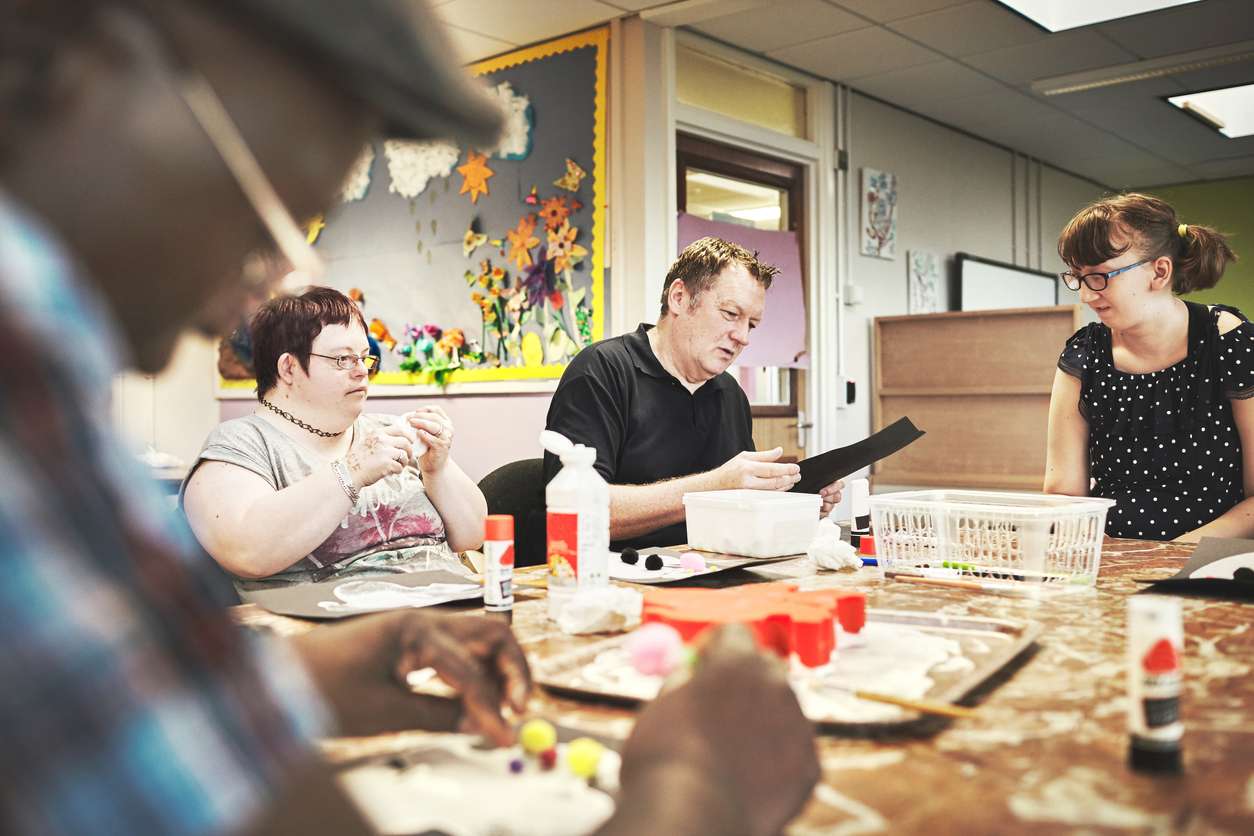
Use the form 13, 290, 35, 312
183, 413, 466, 591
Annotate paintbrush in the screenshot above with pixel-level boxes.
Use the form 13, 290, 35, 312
814, 682, 979, 719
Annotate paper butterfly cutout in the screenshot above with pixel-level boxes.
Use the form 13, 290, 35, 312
553, 158, 586, 193
463, 226, 487, 257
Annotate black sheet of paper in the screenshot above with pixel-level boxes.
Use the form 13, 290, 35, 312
790, 417, 925, 495
1134, 536, 1254, 600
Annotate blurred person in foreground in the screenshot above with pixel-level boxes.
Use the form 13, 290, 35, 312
0, 1, 818, 835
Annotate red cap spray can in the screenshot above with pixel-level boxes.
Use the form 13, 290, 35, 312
484, 515, 515, 620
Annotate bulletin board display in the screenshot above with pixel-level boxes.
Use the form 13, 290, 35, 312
218, 27, 608, 393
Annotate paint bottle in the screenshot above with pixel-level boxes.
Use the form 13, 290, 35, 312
483, 514, 515, 622
1126, 596, 1183, 773
540, 430, 609, 620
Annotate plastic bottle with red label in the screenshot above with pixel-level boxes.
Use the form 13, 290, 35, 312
540, 431, 609, 620
483, 514, 515, 620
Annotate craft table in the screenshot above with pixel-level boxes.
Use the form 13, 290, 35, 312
232, 538, 1253, 833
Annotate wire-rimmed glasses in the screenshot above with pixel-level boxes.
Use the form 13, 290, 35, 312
310, 352, 379, 372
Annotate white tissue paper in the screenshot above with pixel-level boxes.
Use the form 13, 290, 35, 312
807, 518, 862, 571
556, 586, 644, 635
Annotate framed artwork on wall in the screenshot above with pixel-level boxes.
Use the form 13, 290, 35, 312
860, 167, 898, 260
908, 250, 943, 314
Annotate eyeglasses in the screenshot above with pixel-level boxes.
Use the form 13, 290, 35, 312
176, 73, 325, 280
310, 352, 379, 371
1059, 258, 1151, 292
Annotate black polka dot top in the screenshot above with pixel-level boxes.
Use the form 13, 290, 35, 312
1058, 301, 1254, 540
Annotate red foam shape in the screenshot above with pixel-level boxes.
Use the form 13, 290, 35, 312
640, 583, 867, 667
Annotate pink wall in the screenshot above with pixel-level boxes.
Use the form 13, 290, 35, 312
220, 393, 554, 483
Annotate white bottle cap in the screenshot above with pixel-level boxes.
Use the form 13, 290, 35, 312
851, 478, 870, 518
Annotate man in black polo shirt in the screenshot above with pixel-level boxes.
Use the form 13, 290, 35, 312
544, 236, 843, 549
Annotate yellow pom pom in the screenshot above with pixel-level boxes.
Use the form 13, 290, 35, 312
519, 719, 557, 755
566, 737, 604, 779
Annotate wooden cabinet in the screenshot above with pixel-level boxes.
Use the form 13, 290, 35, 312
873, 306, 1084, 490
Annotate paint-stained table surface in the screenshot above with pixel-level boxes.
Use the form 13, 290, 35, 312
233, 538, 1254, 834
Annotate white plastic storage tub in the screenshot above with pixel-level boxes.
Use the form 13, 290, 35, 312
867, 490, 1115, 585
683, 490, 822, 558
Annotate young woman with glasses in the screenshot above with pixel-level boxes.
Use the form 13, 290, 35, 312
182, 287, 487, 591
1044, 193, 1245, 541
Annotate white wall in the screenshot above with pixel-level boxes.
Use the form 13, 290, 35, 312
832, 93, 1103, 511
112, 334, 220, 468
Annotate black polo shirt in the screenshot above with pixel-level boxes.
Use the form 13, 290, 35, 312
543, 323, 754, 550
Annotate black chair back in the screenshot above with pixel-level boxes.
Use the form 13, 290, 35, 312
478, 458, 547, 567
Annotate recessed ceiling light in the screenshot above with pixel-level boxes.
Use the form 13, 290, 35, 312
1168, 83, 1254, 138
995, 0, 1201, 32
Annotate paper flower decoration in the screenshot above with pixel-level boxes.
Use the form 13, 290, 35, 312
457, 150, 494, 204
538, 195, 581, 231
547, 222, 588, 273
553, 158, 586, 193
463, 225, 487, 257
506, 214, 540, 269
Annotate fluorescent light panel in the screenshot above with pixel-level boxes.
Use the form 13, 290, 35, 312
1168, 83, 1254, 138
996, 0, 1201, 32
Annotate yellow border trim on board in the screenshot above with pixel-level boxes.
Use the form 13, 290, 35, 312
218, 27, 609, 394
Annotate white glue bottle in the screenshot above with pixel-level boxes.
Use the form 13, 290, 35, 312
540, 430, 609, 620
1127, 596, 1184, 773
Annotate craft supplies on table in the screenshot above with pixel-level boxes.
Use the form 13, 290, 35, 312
868, 490, 1115, 586
534, 607, 1039, 728
682, 489, 822, 558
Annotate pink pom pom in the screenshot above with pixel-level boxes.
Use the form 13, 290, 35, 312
678, 551, 706, 572
626, 623, 686, 676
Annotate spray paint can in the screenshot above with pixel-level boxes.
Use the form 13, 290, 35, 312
484, 514, 515, 621
1126, 596, 1183, 773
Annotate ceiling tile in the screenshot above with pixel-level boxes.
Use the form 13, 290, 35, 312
852, 60, 1005, 109
1185, 154, 1254, 179
1096, 0, 1254, 59
1087, 160, 1194, 188
1065, 96, 1246, 166
1171, 60, 1254, 95
694, 0, 864, 52
831, 0, 971, 23
440, 25, 516, 63
964, 29, 1140, 85
887, 1, 1047, 58
768, 26, 941, 80
435, 0, 620, 45
904, 89, 1061, 136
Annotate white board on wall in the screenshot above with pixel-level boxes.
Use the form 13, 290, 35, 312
958, 253, 1058, 311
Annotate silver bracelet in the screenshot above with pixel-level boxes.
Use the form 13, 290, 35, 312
330, 459, 360, 506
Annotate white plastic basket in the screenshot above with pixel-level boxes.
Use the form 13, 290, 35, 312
867, 490, 1115, 585
683, 489, 822, 558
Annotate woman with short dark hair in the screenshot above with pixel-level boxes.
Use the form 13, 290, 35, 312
1044, 193, 1249, 541
182, 286, 487, 590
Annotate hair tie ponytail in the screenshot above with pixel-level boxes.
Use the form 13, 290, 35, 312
1178, 223, 1189, 238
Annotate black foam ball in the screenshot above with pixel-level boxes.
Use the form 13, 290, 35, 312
620, 548, 639, 565
644, 554, 664, 571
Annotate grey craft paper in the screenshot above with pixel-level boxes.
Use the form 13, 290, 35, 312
241, 569, 482, 619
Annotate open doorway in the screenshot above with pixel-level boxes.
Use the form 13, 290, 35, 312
676, 133, 808, 461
